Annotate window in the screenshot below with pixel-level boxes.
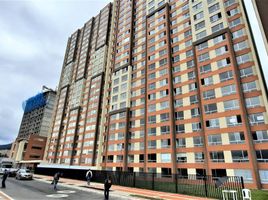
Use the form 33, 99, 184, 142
161, 139, 171, 148
188, 71, 196, 80
186, 49, 193, 57
229, 132, 245, 144
234, 41, 248, 52
159, 58, 167, 66
217, 58, 231, 68
176, 124, 185, 133
226, 115, 242, 127
256, 150, 268, 162
236, 53, 251, 64
173, 76, 181, 84
194, 11, 204, 21
210, 151, 224, 162
148, 153, 156, 162
227, 8, 239, 17
191, 108, 200, 117
192, 122, 202, 132
189, 82, 197, 91
161, 153, 171, 163
252, 131, 268, 143
221, 84, 236, 96
200, 64, 211, 74
223, 99, 239, 111
177, 153, 187, 163
149, 73, 156, 80
160, 101, 169, 110
259, 170, 268, 184
198, 52, 210, 62
174, 99, 183, 107
195, 152, 204, 163
148, 93, 156, 100
190, 95, 198, 104
161, 126, 170, 134
148, 104, 156, 112
215, 45, 228, 56
204, 103, 217, 114
240, 67, 253, 78
193, 136, 203, 146
175, 111, 184, 120
196, 30, 207, 40
232, 29, 245, 39
149, 83, 156, 90
174, 87, 182, 95
224, 0, 236, 7
248, 113, 265, 125
148, 140, 156, 149
201, 76, 213, 86
187, 60, 195, 68
160, 89, 169, 98
172, 45, 179, 53
159, 78, 168, 87
206, 118, 220, 129
208, 134, 222, 145
160, 113, 169, 122
197, 41, 208, 51
184, 30, 192, 38
242, 81, 257, 92
210, 13, 222, 23
195, 21, 205, 31
203, 89, 215, 100
234, 170, 253, 183
148, 116, 156, 124
192, 2, 202, 12
245, 96, 260, 108
213, 34, 226, 44
176, 138, 186, 148
231, 150, 249, 162
229, 18, 241, 28
219, 70, 233, 82
208, 3, 219, 14
212, 22, 224, 33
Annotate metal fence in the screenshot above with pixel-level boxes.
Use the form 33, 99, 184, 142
35, 167, 244, 199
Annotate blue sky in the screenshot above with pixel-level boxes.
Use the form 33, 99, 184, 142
0, 0, 267, 144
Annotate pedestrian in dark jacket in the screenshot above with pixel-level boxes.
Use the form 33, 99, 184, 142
52, 172, 61, 190
1, 170, 8, 188
85, 169, 93, 186
104, 176, 112, 200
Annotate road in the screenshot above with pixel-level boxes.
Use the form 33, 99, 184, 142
0, 177, 125, 200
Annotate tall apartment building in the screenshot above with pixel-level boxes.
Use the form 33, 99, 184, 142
10, 87, 56, 165
46, 0, 268, 189
46, 3, 113, 167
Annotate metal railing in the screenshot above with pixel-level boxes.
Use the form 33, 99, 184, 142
35, 168, 244, 199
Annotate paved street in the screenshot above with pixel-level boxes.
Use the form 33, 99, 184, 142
0, 177, 125, 200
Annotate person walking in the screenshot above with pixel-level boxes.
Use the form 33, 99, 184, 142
1, 170, 8, 188
104, 176, 112, 200
85, 169, 93, 186
52, 172, 61, 190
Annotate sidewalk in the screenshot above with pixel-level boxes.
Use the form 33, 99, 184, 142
34, 174, 212, 200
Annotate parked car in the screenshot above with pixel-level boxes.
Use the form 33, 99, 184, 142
0, 158, 18, 176
15, 169, 33, 180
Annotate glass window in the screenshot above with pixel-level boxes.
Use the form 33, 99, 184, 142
223, 99, 239, 111
208, 134, 222, 145
229, 132, 245, 144
234, 170, 253, 183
